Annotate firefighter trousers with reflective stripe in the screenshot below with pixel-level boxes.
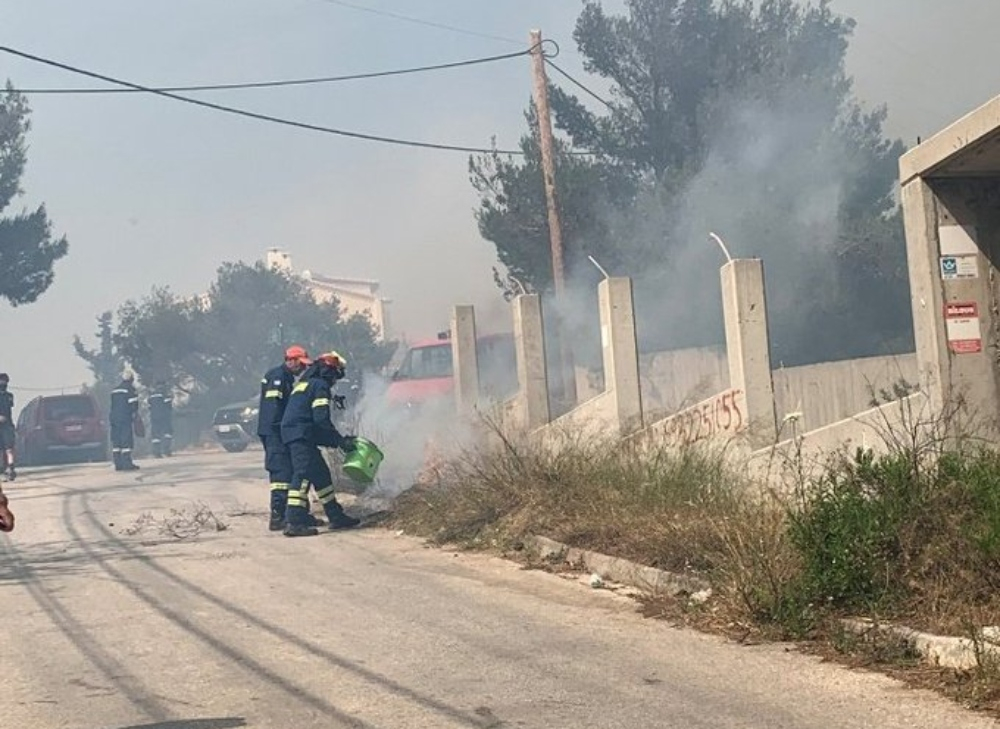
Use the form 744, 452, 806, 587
110, 421, 134, 453
285, 439, 344, 526
262, 434, 293, 518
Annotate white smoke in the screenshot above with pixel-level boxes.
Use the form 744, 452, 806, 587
346, 371, 468, 499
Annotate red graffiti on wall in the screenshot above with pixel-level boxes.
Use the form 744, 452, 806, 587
655, 388, 746, 448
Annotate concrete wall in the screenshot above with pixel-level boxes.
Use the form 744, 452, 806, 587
534, 278, 643, 446
511, 294, 550, 430
640, 348, 917, 436
541, 391, 618, 445
450, 305, 479, 413
629, 387, 749, 453
899, 93, 1000, 432
640, 347, 729, 418
773, 353, 918, 435
599, 277, 644, 434
906, 179, 1000, 427
749, 394, 930, 490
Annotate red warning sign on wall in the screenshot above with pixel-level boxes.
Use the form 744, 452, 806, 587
944, 301, 982, 354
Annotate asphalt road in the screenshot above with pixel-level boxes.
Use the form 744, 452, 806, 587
0, 450, 994, 729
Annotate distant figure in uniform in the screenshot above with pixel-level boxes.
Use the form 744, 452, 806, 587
148, 381, 174, 458
110, 372, 141, 471
0, 373, 16, 481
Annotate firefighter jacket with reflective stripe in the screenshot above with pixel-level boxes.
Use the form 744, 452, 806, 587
257, 364, 297, 437
279, 376, 344, 447
148, 390, 173, 427
110, 381, 139, 426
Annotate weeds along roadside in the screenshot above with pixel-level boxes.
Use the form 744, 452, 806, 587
389, 405, 1000, 711
392, 404, 1000, 632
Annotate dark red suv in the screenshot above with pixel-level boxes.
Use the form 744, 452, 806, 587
16, 393, 109, 466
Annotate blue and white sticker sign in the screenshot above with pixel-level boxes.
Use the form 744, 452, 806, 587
940, 254, 978, 280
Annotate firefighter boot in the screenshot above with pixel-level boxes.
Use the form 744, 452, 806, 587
324, 501, 360, 531
283, 522, 319, 537
112, 451, 123, 471
121, 452, 140, 471
283, 487, 319, 537
268, 487, 288, 532
304, 503, 325, 528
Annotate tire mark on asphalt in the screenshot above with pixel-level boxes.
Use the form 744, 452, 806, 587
70, 486, 497, 728
4, 529, 174, 723
63, 490, 377, 729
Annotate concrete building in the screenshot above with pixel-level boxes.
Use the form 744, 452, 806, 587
265, 248, 391, 340
899, 94, 1000, 425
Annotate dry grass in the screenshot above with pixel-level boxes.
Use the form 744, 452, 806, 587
392, 428, 750, 578
389, 411, 1000, 717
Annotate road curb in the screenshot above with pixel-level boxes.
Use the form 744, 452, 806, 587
842, 618, 1000, 670
525, 536, 1000, 671
525, 534, 711, 596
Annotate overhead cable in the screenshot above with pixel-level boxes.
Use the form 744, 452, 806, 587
315, 0, 522, 46
545, 59, 614, 111
9, 48, 536, 95
0, 45, 526, 154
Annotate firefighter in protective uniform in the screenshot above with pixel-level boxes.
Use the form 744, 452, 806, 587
148, 381, 174, 458
257, 345, 324, 531
0, 373, 17, 481
280, 351, 359, 537
110, 372, 141, 471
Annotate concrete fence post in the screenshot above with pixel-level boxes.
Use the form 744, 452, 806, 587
721, 259, 777, 447
599, 276, 644, 434
512, 294, 550, 429
450, 305, 479, 413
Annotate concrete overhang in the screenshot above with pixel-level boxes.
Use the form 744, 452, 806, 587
900, 93, 1000, 186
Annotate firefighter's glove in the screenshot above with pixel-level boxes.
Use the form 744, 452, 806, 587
340, 436, 358, 453
333, 395, 347, 411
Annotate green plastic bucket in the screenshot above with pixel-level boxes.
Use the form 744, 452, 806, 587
342, 437, 384, 485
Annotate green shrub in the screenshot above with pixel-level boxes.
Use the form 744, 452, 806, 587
787, 449, 922, 611
786, 446, 1000, 620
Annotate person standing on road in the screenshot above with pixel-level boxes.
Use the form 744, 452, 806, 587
110, 371, 141, 471
148, 381, 174, 458
0, 373, 17, 481
258, 345, 323, 531
280, 351, 360, 537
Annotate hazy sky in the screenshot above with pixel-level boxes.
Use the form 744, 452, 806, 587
3, 0, 1000, 396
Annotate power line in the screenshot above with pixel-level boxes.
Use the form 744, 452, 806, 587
0, 45, 527, 155
545, 59, 614, 111
315, 0, 522, 46
8, 48, 534, 95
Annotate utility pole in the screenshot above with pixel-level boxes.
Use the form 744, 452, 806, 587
529, 29, 577, 407
530, 29, 567, 299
